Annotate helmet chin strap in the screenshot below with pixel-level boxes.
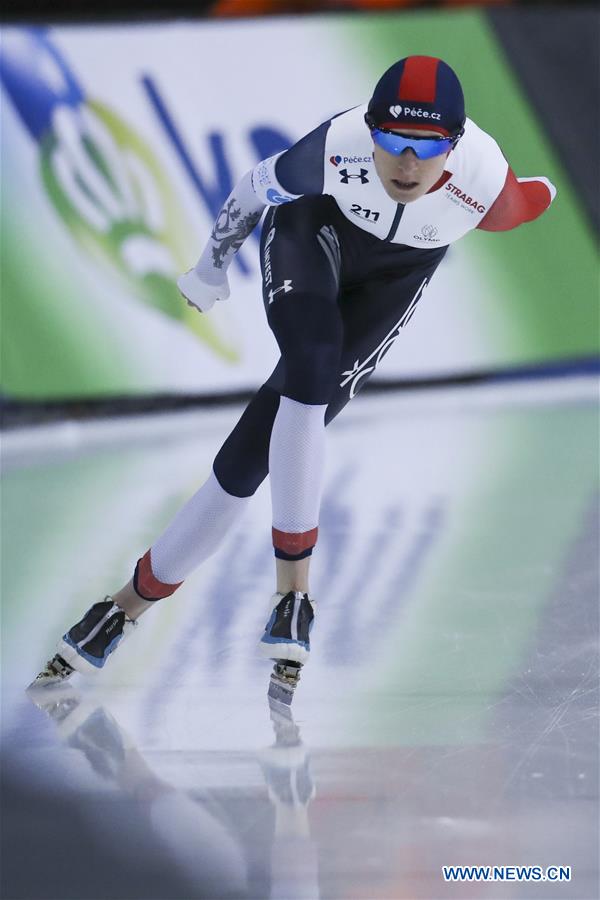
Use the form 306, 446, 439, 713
450, 127, 465, 149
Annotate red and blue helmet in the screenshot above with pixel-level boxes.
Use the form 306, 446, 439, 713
366, 55, 465, 138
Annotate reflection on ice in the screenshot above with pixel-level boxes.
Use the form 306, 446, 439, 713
27, 685, 248, 897
26, 686, 319, 899
260, 699, 318, 899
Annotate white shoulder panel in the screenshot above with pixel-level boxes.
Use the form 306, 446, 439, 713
324, 109, 508, 247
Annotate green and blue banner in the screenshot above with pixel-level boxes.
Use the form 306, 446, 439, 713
1, 13, 598, 400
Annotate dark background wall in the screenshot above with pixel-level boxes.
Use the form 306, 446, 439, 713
3, 0, 499, 22
490, 5, 600, 235
2, 0, 597, 23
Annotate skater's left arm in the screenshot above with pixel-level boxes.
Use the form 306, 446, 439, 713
478, 167, 557, 231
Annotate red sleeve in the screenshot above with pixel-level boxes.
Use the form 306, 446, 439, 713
478, 168, 556, 232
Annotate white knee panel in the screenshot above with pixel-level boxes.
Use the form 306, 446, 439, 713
151, 470, 249, 583
269, 396, 327, 534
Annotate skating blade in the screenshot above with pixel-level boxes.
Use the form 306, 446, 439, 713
268, 675, 295, 706
268, 693, 294, 722
27, 655, 74, 690
268, 659, 302, 706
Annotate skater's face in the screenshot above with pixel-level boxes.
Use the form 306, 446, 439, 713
372, 128, 450, 203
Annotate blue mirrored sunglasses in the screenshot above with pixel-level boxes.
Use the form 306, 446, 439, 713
371, 127, 457, 160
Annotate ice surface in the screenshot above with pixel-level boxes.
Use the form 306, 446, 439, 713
2, 378, 598, 899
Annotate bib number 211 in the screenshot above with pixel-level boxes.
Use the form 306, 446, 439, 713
350, 204, 380, 222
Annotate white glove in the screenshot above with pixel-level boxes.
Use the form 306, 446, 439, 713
176, 269, 230, 313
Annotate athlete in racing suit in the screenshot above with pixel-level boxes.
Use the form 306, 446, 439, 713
31, 56, 556, 697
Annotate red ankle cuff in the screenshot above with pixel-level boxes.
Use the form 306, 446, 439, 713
133, 550, 182, 600
272, 527, 318, 558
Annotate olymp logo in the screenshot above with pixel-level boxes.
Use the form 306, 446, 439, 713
414, 224, 440, 243
389, 105, 441, 122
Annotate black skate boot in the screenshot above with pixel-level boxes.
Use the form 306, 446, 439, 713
29, 597, 137, 688
259, 592, 315, 705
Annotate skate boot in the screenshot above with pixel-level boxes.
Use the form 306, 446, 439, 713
29, 597, 137, 688
259, 592, 315, 705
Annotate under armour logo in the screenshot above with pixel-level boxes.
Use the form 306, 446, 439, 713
267, 279, 293, 304
339, 168, 369, 184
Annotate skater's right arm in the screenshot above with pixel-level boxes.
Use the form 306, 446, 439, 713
177, 122, 330, 312
177, 169, 266, 312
